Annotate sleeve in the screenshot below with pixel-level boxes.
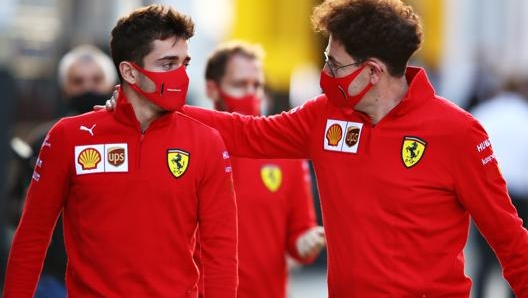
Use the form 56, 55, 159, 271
453, 116, 528, 296
196, 131, 238, 298
3, 120, 71, 298
182, 96, 324, 159
285, 160, 318, 263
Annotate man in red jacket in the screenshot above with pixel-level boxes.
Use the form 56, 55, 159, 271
182, 0, 528, 297
3, 5, 237, 298
195, 41, 325, 298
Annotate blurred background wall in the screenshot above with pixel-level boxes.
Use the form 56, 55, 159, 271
2, 0, 528, 124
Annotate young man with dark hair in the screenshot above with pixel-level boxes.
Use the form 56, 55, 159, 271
3, 5, 237, 298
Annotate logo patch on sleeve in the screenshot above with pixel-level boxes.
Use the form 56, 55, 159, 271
401, 136, 427, 168
324, 119, 363, 153
75, 143, 128, 175
167, 149, 190, 178
261, 164, 282, 192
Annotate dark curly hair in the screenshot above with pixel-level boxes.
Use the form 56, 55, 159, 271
311, 0, 423, 76
110, 4, 195, 81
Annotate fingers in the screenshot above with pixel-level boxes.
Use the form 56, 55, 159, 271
93, 89, 118, 111
296, 226, 326, 258
92, 100, 115, 112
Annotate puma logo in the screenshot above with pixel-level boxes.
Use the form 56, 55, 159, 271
80, 124, 96, 136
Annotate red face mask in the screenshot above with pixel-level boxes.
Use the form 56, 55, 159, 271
216, 89, 261, 116
129, 63, 189, 112
319, 64, 373, 109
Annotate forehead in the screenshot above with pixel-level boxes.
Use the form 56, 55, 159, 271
146, 37, 189, 60
67, 59, 104, 78
326, 36, 350, 60
223, 54, 263, 81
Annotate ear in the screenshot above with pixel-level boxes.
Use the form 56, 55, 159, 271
205, 80, 221, 103
366, 59, 385, 84
119, 61, 138, 85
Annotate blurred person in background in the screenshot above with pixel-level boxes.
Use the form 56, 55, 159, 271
181, 0, 528, 296
197, 40, 325, 298
3, 4, 237, 297
0, 67, 16, 292
470, 76, 528, 298
6, 44, 116, 298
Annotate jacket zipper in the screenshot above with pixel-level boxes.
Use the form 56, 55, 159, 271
137, 132, 145, 170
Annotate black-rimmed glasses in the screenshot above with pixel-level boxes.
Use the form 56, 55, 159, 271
324, 52, 363, 77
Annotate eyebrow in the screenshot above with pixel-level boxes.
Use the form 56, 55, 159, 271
157, 55, 191, 63
324, 52, 342, 66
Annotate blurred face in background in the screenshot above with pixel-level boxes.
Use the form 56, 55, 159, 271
64, 58, 113, 97
207, 53, 265, 116
63, 58, 114, 114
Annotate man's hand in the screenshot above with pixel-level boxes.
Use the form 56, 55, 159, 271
93, 85, 119, 111
296, 226, 325, 259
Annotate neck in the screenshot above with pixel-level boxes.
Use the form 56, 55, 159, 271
355, 75, 408, 124
122, 84, 165, 132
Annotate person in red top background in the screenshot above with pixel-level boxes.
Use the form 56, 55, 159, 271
195, 41, 325, 298
3, 4, 237, 298
181, 0, 528, 297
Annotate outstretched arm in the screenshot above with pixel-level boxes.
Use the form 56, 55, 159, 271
182, 96, 325, 159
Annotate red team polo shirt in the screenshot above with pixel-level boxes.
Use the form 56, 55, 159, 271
183, 67, 528, 297
4, 92, 238, 298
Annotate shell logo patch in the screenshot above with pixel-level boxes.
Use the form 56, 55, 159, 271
260, 164, 282, 192
326, 124, 343, 146
75, 143, 128, 175
78, 148, 102, 170
401, 136, 427, 168
324, 119, 363, 153
167, 149, 190, 178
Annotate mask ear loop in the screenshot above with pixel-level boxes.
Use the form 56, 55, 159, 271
337, 86, 347, 100
337, 63, 368, 101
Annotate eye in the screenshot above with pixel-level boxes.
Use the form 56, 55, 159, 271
162, 62, 176, 70
330, 60, 342, 69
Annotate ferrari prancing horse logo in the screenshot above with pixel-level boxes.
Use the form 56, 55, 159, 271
167, 149, 189, 178
401, 136, 426, 168
261, 165, 282, 192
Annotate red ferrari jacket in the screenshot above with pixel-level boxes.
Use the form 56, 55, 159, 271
228, 157, 316, 298
183, 67, 528, 297
4, 92, 238, 298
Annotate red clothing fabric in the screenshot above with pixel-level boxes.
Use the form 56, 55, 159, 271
230, 157, 316, 298
4, 92, 238, 298
196, 157, 317, 298
183, 67, 528, 297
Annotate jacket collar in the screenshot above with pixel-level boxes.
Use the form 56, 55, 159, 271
112, 86, 175, 132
